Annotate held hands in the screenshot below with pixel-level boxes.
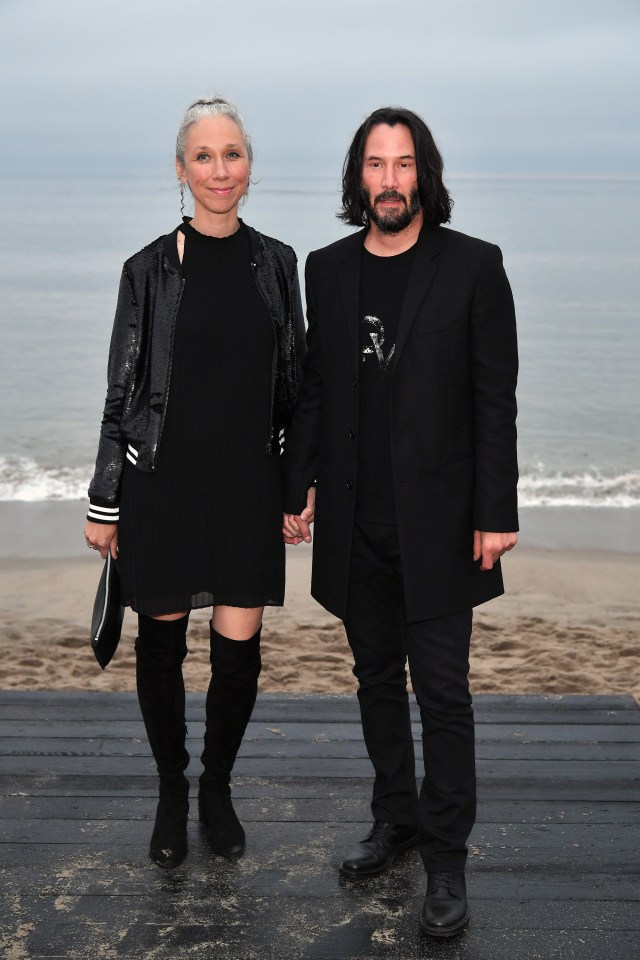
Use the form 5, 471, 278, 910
473, 530, 518, 571
283, 487, 316, 545
282, 500, 517, 563
84, 521, 118, 560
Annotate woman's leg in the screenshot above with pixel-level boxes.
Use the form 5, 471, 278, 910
135, 610, 190, 868
199, 605, 263, 858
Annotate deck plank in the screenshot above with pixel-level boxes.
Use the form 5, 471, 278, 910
2, 736, 639, 762
0, 692, 638, 959
5, 719, 640, 742
1, 690, 638, 724
2, 795, 638, 824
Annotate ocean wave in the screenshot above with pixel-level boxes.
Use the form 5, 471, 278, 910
0, 456, 90, 501
1, 456, 639, 507
518, 468, 640, 508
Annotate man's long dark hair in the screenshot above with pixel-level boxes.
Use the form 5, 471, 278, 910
338, 107, 453, 227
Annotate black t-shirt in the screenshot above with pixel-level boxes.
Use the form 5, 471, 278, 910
356, 244, 416, 523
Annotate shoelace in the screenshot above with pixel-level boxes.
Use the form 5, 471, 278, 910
429, 872, 460, 896
367, 821, 402, 842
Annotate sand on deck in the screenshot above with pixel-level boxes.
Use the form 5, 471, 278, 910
1, 544, 638, 700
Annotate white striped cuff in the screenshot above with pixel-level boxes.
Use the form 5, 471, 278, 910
87, 503, 120, 524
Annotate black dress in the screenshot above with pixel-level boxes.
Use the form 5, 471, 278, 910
118, 221, 284, 615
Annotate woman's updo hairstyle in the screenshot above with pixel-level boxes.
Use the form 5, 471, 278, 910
175, 96, 253, 166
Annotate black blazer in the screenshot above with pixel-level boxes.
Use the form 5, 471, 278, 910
283, 222, 519, 622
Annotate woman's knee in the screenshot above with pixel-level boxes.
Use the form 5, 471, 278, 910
150, 611, 189, 622
211, 605, 263, 641
209, 619, 262, 687
135, 612, 190, 667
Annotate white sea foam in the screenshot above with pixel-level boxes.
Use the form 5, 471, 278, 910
517, 467, 640, 508
0, 457, 90, 501
1, 455, 639, 507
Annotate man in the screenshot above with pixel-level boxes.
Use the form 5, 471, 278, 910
282, 107, 518, 939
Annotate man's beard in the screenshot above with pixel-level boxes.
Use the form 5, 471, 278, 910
365, 187, 422, 234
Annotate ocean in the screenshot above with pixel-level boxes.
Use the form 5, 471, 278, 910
1, 173, 639, 516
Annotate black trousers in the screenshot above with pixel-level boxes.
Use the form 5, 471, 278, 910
344, 520, 475, 872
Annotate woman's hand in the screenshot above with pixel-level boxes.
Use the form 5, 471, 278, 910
283, 487, 316, 544
84, 522, 118, 560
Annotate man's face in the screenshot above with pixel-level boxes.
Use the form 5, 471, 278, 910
361, 123, 421, 233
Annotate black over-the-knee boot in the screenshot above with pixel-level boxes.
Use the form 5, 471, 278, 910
135, 613, 190, 868
199, 623, 261, 858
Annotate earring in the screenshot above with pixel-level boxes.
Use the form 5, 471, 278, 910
179, 181, 186, 217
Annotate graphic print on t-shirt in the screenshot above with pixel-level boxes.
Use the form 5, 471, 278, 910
361, 314, 396, 371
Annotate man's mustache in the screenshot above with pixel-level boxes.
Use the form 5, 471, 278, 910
374, 190, 407, 204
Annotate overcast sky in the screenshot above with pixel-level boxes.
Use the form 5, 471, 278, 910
1, 0, 638, 178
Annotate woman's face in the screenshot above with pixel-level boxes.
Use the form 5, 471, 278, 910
176, 115, 251, 220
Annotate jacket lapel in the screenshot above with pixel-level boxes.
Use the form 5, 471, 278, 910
393, 224, 441, 368
336, 230, 366, 365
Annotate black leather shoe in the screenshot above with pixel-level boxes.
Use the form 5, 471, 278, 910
420, 871, 469, 938
149, 789, 189, 869
198, 793, 246, 859
339, 821, 418, 877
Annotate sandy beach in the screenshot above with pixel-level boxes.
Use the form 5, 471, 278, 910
1, 507, 638, 700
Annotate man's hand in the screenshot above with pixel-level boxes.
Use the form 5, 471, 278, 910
283, 487, 316, 545
473, 530, 517, 571
84, 521, 118, 560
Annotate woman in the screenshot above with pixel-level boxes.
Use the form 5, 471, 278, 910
84, 97, 305, 869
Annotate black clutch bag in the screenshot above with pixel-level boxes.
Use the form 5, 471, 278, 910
90, 553, 125, 669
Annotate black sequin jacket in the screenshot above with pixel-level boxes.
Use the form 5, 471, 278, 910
87, 222, 306, 523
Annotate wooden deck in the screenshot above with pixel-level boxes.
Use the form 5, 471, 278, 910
0, 692, 638, 959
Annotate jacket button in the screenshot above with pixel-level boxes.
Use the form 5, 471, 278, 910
346, 480, 353, 490
349, 430, 356, 440
352, 378, 358, 387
